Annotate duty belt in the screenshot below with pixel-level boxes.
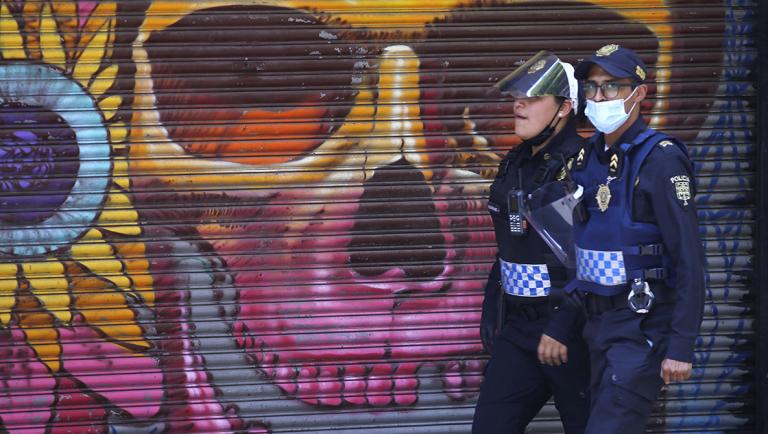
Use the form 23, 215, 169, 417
500, 259, 550, 297
580, 288, 674, 315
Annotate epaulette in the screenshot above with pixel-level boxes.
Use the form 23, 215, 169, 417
572, 145, 590, 171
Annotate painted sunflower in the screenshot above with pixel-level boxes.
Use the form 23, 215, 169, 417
0, 1, 161, 431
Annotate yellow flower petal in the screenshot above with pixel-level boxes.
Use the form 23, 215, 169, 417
110, 122, 128, 145
0, 263, 18, 277
98, 95, 122, 122
73, 280, 150, 350
72, 18, 111, 87
112, 159, 129, 177
105, 190, 131, 206
18, 297, 61, 372
33, 294, 72, 324
22, 260, 65, 277
0, 294, 16, 326
39, 3, 67, 70
0, 4, 27, 59
98, 209, 140, 226
0, 264, 18, 324
89, 64, 117, 98
102, 226, 142, 237
50, 0, 79, 57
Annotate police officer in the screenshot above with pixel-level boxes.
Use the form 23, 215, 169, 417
472, 51, 590, 434
566, 45, 705, 433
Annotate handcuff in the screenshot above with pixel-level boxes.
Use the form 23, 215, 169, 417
627, 278, 655, 314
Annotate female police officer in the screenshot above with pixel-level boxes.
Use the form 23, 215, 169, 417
472, 51, 589, 434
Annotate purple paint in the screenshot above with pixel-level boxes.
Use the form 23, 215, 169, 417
0, 102, 79, 224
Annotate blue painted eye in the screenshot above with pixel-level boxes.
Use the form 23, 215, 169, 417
0, 62, 111, 257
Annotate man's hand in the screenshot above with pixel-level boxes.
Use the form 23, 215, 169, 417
538, 334, 568, 366
660, 358, 692, 384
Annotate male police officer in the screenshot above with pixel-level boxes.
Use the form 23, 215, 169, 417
565, 45, 705, 433
473, 52, 589, 434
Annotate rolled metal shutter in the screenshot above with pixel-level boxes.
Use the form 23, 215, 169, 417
0, 1, 757, 433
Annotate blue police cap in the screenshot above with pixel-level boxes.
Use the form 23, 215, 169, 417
574, 44, 647, 83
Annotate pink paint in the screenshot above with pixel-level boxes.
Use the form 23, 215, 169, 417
0, 329, 55, 432
59, 327, 163, 419
78, 2, 99, 28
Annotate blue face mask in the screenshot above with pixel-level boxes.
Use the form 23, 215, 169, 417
585, 87, 638, 134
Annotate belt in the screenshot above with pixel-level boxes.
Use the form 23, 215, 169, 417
580, 287, 674, 315
505, 296, 549, 322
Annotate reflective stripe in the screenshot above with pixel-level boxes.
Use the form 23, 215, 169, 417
499, 259, 550, 297
576, 247, 627, 286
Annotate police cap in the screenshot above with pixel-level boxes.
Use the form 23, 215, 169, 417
574, 44, 647, 83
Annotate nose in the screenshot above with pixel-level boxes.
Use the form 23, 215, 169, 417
591, 86, 607, 102
348, 45, 446, 280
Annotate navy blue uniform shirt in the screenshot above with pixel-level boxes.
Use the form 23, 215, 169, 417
487, 119, 585, 344
591, 116, 706, 363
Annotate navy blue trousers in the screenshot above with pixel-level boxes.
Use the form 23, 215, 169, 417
582, 303, 673, 434
472, 308, 590, 434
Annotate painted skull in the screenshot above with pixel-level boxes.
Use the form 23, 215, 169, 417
128, 0, 692, 414
0, 0, 725, 432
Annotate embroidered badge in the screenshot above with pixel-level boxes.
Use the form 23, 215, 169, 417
596, 44, 620, 56
528, 59, 546, 74
670, 175, 691, 206
658, 140, 674, 148
635, 65, 646, 81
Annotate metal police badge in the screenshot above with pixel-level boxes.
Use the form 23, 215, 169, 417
596, 44, 620, 56
670, 175, 691, 206
596, 183, 611, 212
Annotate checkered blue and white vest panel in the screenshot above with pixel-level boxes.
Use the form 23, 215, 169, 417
500, 259, 550, 297
575, 247, 627, 286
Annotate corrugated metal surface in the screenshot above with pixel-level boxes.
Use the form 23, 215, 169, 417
0, 0, 757, 433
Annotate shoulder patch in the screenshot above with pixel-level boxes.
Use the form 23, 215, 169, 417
670, 175, 692, 207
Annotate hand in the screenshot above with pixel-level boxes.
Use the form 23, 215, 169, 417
538, 334, 568, 366
480, 321, 496, 354
660, 358, 692, 384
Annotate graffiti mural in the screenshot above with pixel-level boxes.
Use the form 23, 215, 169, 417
0, 0, 756, 433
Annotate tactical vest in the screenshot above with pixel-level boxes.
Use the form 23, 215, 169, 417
488, 137, 580, 297
568, 127, 687, 296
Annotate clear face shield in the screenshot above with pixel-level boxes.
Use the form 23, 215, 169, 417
520, 180, 584, 268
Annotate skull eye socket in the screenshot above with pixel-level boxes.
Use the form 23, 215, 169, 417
144, 5, 372, 166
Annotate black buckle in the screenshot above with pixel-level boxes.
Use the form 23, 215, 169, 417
642, 268, 666, 279
638, 244, 663, 256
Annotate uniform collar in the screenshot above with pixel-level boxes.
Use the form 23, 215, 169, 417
593, 116, 647, 159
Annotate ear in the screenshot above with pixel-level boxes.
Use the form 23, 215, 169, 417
634, 83, 648, 102
558, 98, 574, 117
